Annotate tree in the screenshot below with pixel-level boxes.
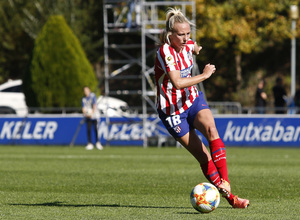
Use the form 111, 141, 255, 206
0, 0, 104, 84
0, 0, 34, 82
195, 0, 292, 95
25, 15, 97, 108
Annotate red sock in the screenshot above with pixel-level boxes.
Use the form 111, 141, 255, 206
200, 159, 222, 186
225, 193, 236, 205
209, 138, 229, 183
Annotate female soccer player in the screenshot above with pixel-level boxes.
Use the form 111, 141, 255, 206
155, 8, 249, 208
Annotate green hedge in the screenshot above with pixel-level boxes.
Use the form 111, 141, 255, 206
25, 15, 97, 108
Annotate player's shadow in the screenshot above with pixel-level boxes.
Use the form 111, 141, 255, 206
9, 201, 231, 215
9, 201, 189, 210
177, 206, 232, 215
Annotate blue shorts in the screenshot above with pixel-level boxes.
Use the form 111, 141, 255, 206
158, 91, 210, 139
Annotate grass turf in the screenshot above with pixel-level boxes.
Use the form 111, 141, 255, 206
0, 146, 299, 219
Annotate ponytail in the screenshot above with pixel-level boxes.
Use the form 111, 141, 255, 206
161, 7, 195, 44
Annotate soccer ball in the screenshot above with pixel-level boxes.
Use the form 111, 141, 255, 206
85, 108, 93, 117
190, 182, 220, 213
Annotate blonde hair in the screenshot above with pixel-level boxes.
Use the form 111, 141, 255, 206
161, 8, 195, 44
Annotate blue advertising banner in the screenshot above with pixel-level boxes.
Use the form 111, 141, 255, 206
0, 115, 299, 147
213, 116, 300, 147
0, 116, 82, 145
0, 115, 166, 146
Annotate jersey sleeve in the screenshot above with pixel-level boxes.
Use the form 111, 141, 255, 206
186, 39, 194, 54
158, 44, 179, 73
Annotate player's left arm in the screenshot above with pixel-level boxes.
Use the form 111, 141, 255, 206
193, 41, 202, 55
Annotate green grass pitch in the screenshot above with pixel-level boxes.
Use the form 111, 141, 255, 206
0, 145, 299, 219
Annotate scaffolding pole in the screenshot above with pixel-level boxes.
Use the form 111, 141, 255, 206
103, 0, 196, 147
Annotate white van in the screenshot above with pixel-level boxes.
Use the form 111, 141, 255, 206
0, 79, 28, 116
97, 95, 133, 117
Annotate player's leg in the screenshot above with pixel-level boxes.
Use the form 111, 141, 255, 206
158, 108, 249, 208
192, 109, 229, 183
193, 109, 249, 208
85, 119, 94, 150
176, 130, 223, 187
93, 119, 103, 150
158, 109, 222, 187
87, 119, 93, 143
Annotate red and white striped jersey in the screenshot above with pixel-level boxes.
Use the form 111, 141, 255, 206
155, 39, 198, 115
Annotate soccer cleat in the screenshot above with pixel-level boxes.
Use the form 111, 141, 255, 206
217, 181, 249, 208
85, 143, 94, 150
96, 142, 103, 150
217, 180, 231, 198
217, 183, 230, 198
231, 196, 250, 208
221, 179, 231, 193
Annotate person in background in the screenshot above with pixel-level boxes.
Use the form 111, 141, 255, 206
126, 0, 141, 28
154, 7, 249, 208
272, 76, 286, 114
294, 88, 300, 114
255, 79, 267, 114
82, 86, 103, 150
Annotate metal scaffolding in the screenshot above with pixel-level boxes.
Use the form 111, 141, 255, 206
103, 0, 196, 147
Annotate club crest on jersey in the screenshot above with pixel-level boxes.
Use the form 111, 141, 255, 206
174, 125, 181, 133
165, 55, 175, 66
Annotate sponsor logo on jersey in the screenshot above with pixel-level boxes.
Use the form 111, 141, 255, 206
180, 65, 193, 78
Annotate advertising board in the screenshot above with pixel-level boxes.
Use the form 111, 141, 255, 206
0, 115, 299, 147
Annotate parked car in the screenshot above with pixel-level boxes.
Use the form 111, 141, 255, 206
97, 95, 133, 117
0, 79, 28, 116
0, 79, 133, 117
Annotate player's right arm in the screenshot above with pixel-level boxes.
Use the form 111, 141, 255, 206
167, 64, 216, 90
81, 98, 89, 117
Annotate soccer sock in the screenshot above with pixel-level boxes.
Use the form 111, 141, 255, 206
224, 192, 236, 205
209, 138, 229, 183
201, 159, 238, 207
200, 159, 222, 187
